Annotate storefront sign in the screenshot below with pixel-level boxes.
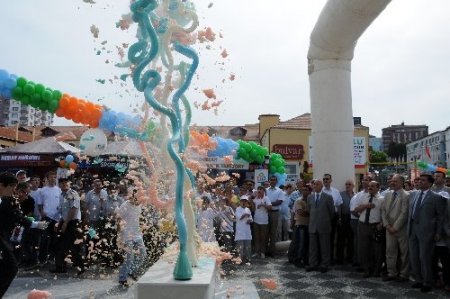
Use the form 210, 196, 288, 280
254, 169, 269, 187
273, 144, 304, 160
354, 137, 367, 168
200, 156, 249, 170
0, 154, 55, 167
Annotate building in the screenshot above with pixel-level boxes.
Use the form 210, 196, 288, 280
0, 125, 91, 149
195, 113, 370, 187
369, 135, 382, 152
406, 126, 450, 169
382, 122, 428, 151
0, 96, 54, 126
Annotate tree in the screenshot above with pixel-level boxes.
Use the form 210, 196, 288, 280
370, 150, 388, 163
387, 142, 407, 160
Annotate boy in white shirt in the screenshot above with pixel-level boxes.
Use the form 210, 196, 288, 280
235, 196, 253, 264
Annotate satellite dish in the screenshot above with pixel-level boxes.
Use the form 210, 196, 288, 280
79, 128, 107, 156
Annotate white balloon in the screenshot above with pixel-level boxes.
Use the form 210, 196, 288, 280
79, 128, 107, 156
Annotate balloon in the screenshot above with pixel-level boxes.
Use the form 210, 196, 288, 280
269, 166, 277, 174
34, 84, 45, 94
69, 162, 77, 170
65, 154, 74, 163
42, 89, 53, 102
16, 77, 27, 87
23, 83, 35, 96
5, 77, 17, 89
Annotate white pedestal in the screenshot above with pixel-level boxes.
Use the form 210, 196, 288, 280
136, 257, 217, 299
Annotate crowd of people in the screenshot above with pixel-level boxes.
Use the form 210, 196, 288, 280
2, 166, 450, 297
0, 169, 155, 297
195, 171, 450, 294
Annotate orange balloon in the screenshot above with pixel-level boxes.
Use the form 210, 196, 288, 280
69, 162, 77, 170
55, 107, 65, 118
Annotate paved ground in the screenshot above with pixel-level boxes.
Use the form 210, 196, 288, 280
5, 255, 450, 298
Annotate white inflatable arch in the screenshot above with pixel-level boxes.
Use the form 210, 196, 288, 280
309, 0, 391, 187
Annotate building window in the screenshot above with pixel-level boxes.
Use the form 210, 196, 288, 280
12, 107, 19, 111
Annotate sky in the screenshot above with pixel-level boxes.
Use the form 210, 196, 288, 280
0, 0, 449, 137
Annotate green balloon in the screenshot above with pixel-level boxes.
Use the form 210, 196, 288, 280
269, 166, 277, 174
31, 93, 42, 106
23, 83, 35, 96
16, 77, 27, 87
52, 90, 62, 101
42, 90, 53, 102
273, 159, 282, 167
48, 100, 59, 112
277, 166, 285, 174
21, 95, 31, 105
37, 101, 48, 111
34, 84, 45, 94
12, 87, 23, 99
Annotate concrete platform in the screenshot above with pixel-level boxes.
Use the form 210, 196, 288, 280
136, 257, 217, 299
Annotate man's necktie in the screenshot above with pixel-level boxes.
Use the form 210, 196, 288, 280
412, 191, 424, 220
364, 196, 374, 224
315, 193, 319, 207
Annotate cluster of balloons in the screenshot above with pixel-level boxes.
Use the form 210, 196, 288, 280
269, 153, 286, 174
11, 77, 62, 113
58, 154, 77, 170
236, 140, 269, 164
0, 69, 17, 98
55, 93, 103, 127
207, 137, 238, 157
417, 160, 450, 175
0, 68, 147, 139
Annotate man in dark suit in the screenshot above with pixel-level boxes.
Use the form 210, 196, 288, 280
306, 179, 335, 273
408, 173, 446, 293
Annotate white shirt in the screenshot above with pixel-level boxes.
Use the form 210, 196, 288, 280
266, 187, 284, 211
253, 196, 272, 224
117, 201, 142, 241
39, 185, 62, 221
350, 190, 368, 220
322, 186, 343, 212
235, 206, 252, 241
280, 192, 291, 220
355, 193, 384, 224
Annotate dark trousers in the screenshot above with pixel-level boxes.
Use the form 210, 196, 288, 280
0, 237, 18, 298
288, 225, 309, 265
336, 215, 353, 264
409, 222, 435, 286
358, 222, 382, 275
55, 220, 85, 271
218, 231, 235, 253
39, 217, 58, 263
433, 245, 450, 286
309, 232, 330, 268
350, 219, 359, 265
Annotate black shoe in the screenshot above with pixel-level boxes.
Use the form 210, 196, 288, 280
319, 267, 328, 273
382, 276, 396, 282
119, 280, 129, 287
421, 285, 432, 293
411, 282, 423, 289
306, 266, 317, 272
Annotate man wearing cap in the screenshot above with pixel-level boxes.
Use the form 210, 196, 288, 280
16, 170, 29, 183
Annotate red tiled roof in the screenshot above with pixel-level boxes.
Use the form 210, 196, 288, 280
273, 113, 311, 129
0, 127, 33, 142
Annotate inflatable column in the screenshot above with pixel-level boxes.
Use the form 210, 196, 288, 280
308, 0, 391, 187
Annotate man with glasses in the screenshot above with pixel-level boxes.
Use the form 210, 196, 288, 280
337, 179, 355, 265
322, 174, 343, 265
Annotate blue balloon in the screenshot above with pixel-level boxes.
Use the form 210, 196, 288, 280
5, 77, 17, 89
65, 154, 74, 163
274, 173, 287, 187
0, 69, 8, 82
